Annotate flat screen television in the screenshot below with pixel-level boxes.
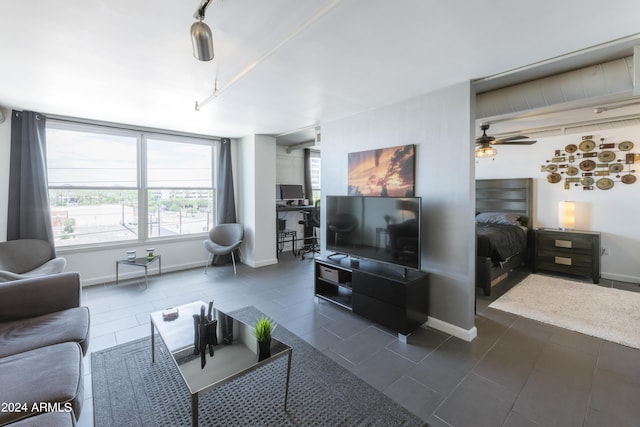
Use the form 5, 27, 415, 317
325, 195, 421, 270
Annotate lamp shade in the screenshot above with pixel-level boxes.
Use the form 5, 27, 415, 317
558, 201, 575, 230
476, 146, 497, 158
191, 21, 214, 61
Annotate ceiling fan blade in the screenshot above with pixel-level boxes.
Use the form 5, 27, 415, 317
495, 140, 538, 145
494, 135, 530, 143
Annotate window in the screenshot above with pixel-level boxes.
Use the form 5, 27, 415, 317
309, 151, 321, 203
46, 121, 215, 247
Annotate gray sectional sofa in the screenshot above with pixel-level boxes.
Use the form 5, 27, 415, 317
0, 272, 90, 426
0, 239, 66, 282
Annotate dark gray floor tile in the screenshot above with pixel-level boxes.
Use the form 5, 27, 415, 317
548, 326, 602, 356
331, 325, 395, 365
583, 407, 637, 427
532, 342, 596, 389
407, 338, 479, 396
512, 367, 590, 426
277, 310, 334, 337
472, 324, 546, 394
386, 326, 449, 363
322, 308, 372, 339
351, 348, 416, 391
590, 342, 640, 425
434, 373, 514, 427
300, 327, 343, 351
502, 411, 543, 427
384, 376, 443, 422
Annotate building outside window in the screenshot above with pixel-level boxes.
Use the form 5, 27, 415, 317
309, 151, 321, 203
46, 121, 215, 247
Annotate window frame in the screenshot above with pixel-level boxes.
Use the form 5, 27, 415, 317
46, 119, 218, 251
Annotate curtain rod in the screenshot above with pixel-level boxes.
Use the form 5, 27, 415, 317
46, 113, 222, 142
195, 0, 344, 111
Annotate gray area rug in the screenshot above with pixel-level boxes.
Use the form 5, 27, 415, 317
92, 306, 424, 426
490, 274, 640, 349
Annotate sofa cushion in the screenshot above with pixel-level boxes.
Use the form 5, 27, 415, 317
0, 307, 89, 358
0, 239, 55, 274
0, 342, 83, 425
6, 410, 75, 426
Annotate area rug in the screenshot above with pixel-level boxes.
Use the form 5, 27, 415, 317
92, 306, 423, 426
489, 274, 640, 349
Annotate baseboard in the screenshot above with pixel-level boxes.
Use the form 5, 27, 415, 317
81, 260, 205, 287
424, 316, 478, 342
602, 272, 640, 283
245, 258, 278, 268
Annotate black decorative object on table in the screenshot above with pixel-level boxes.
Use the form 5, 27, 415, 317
220, 312, 233, 344
192, 301, 218, 369
257, 339, 271, 362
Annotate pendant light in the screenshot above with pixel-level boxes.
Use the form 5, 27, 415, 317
191, 0, 214, 61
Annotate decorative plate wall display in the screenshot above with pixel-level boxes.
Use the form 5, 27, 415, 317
565, 144, 578, 153
547, 173, 561, 183
540, 135, 637, 191
579, 139, 596, 152
598, 151, 616, 162
581, 177, 594, 186
609, 163, 624, 173
596, 177, 614, 190
579, 160, 596, 171
566, 166, 579, 176
619, 141, 634, 151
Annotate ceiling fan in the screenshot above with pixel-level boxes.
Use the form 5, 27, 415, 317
475, 123, 537, 158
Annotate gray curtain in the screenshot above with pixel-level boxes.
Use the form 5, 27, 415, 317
216, 137, 236, 223
8, 110, 55, 256
213, 138, 237, 266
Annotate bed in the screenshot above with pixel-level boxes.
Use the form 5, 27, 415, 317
475, 178, 533, 296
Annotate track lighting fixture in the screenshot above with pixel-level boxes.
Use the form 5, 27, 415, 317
191, 0, 214, 61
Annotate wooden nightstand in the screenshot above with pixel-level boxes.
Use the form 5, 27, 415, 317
532, 228, 601, 283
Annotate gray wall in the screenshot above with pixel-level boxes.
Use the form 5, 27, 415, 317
321, 82, 477, 336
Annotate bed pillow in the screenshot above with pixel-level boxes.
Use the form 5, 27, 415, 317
476, 212, 521, 226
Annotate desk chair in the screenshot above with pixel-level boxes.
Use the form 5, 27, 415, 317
298, 200, 320, 259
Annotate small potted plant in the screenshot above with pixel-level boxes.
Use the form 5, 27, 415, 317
253, 315, 277, 361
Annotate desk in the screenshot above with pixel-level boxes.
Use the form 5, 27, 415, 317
277, 229, 297, 257
276, 205, 317, 257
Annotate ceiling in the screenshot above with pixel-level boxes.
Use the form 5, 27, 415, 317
1, 1, 640, 148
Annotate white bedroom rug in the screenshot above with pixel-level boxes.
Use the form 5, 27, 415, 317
489, 274, 640, 349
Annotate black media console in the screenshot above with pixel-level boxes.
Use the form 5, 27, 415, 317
314, 256, 429, 342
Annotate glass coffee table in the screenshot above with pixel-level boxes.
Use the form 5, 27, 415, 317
150, 301, 292, 427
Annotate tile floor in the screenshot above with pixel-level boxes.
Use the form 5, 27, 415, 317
77, 254, 640, 427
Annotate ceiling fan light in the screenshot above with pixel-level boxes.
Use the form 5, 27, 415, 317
191, 20, 214, 61
476, 146, 498, 158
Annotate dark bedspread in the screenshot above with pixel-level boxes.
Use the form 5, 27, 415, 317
477, 223, 527, 263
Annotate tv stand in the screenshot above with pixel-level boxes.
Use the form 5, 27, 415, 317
314, 257, 429, 342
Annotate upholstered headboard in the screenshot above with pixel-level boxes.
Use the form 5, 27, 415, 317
475, 178, 533, 229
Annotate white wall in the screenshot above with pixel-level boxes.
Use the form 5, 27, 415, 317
237, 134, 278, 267
476, 125, 640, 282
276, 145, 305, 185
322, 82, 477, 339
